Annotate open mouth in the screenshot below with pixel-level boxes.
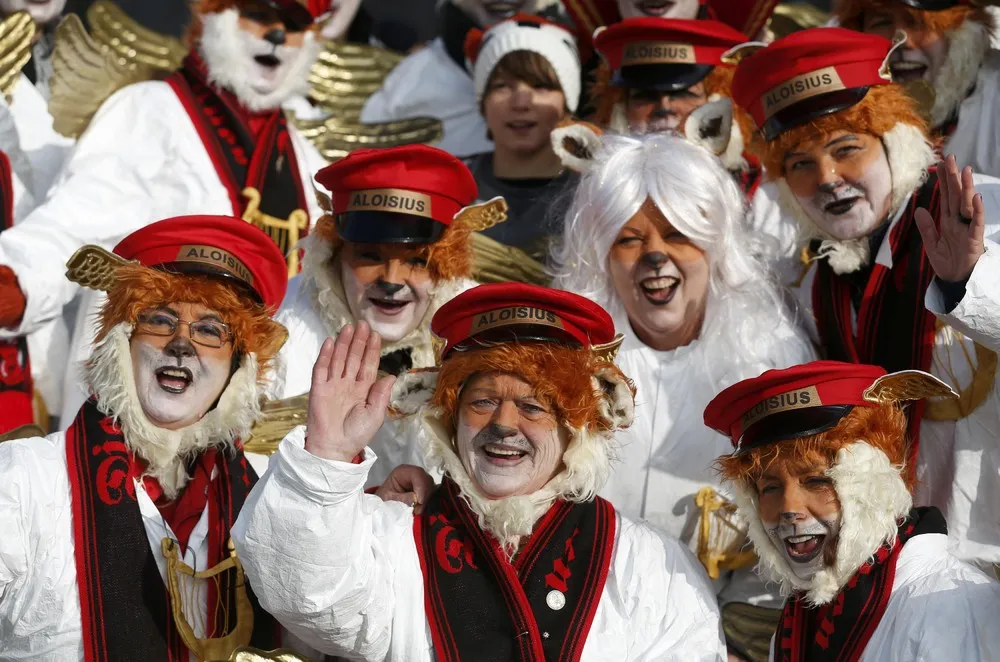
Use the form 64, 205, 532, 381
890, 61, 928, 83
639, 275, 680, 305
482, 442, 529, 464
823, 197, 860, 216
368, 296, 412, 316
637, 0, 675, 15
254, 54, 281, 68
155, 366, 193, 394
506, 120, 537, 133
783, 534, 826, 563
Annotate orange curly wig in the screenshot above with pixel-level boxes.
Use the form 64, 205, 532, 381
750, 83, 928, 177
97, 264, 287, 377
312, 212, 476, 282
430, 343, 632, 438
835, 1, 994, 35
717, 403, 913, 489
590, 61, 735, 128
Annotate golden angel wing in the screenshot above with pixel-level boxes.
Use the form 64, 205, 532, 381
290, 114, 443, 162
244, 394, 309, 456
0, 11, 34, 99
765, 3, 829, 40
862, 370, 959, 405
309, 40, 404, 120
65, 244, 134, 291
214, 647, 311, 662
469, 232, 549, 286
49, 0, 186, 139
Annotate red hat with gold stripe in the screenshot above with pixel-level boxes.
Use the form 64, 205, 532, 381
593, 18, 747, 92
431, 283, 615, 360
731, 27, 898, 140
112, 215, 288, 311
315, 144, 478, 246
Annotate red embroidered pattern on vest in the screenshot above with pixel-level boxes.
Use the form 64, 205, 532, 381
433, 512, 479, 574
544, 526, 580, 592
92, 416, 136, 506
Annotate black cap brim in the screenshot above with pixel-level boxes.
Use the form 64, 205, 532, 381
737, 405, 855, 454
448, 325, 584, 357
336, 211, 446, 245
154, 262, 264, 305
611, 63, 715, 93
900, 0, 961, 9
762, 87, 871, 141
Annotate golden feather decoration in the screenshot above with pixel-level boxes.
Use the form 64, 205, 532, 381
214, 648, 311, 662
0, 11, 35, 101
720, 41, 767, 66
862, 370, 959, 405
49, 0, 186, 139
591, 334, 624, 364
65, 244, 135, 291
454, 196, 508, 233
244, 394, 309, 456
308, 40, 403, 119
290, 113, 444, 162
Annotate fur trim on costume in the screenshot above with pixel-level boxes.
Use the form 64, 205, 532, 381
930, 19, 991, 127
773, 122, 935, 275
198, 8, 320, 112
551, 121, 604, 173
299, 232, 470, 369
86, 323, 261, 500
731, 441, 912, 606
389, 368, 440, 415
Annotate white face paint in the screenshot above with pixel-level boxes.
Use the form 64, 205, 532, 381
199, 8, 320, 112
763, 513, 842, 580
453, 0, 542, 27
339, 256, 433, 343
0, 0, 66, 25
318, 0, 362, 40
130, 337, 232, 431
616, 0, 699, 19
794, 147, 894, 242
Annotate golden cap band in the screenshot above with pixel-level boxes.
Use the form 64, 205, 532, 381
176, 245, 255, 287
761, 66, 845, 119
345, 188, 433, 218
740, 386, 824, 431
472, 306, 566, 335
621, 42, 697, 66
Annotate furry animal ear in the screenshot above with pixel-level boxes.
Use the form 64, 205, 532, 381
684, 96, 741, 168
389, 368, 439, 416
591, 365, 635, 430
551, 120, 604, 173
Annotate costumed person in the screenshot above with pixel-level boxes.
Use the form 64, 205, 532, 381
615, 0, 701, 19
463, 14, 580, 285
263, 143, 506, 485
360, 0, 569, 158
708, 360, 1000, 661
836, 0, 1000, 178
730, 27, 1000, 566
232, 283, 728, 661
0, 215, 296, 660
552, 131, 815, 662
0, 0, 331, 426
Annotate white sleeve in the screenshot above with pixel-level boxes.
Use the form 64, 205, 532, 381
0, 84, 178, 337
231, 425, 417, 660
0, 439, 40, 605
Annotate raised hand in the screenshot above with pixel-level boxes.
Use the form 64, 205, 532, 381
915, 154, 987, 284
304, 321, 396, 462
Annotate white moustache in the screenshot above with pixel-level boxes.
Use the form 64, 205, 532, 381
765, 517, 837, 541
814, 185, 866, 207
473, 428, 533, 453
148, 351, 208, 379
365, 283, 415, 303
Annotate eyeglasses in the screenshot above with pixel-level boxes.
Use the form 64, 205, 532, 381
135, 309, 233, 349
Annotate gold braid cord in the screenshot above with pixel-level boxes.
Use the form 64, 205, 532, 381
308, 40, 403, 120
241, 187, 309, 277
0, 11, 34, 101
862, 370, 959, 405
290, 113, 444, 162
49, 0, 186, 139
244, 394, 308, 456
65, 244, 135, 291
694, 486, 757, 580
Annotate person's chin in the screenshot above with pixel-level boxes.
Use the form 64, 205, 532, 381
823, 213, 880, 242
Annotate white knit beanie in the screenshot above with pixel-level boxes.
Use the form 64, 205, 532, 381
468, 17, 582, 113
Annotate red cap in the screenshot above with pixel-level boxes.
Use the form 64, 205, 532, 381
731, 27, 896, 140
704, 361, 889, 454
315, 144, 478, 245
431, 283, 615, 360
113, 215, 288, 311
594, 18, 747, 91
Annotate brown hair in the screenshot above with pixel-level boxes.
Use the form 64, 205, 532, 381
97, 264, 287, 377
716, 403, 913, 489
481, 50, 568, 114
750, 84, 928, 177
836, 1, 992, 35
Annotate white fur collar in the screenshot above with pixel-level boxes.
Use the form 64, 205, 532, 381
299, 233, 470, 368
731, 441, 912, 606
930, 19, 990, 128
198, 8, 320, 112
776, 122, 935, 274
85, 323, 262, 500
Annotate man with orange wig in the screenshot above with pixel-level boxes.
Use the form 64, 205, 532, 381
731, 27, 1000, 568
233, 282, 727, 661
836, 0, 1000, 178
0, 216, 295, 659
707, 360, 1000, 661
265, 144, 504, 485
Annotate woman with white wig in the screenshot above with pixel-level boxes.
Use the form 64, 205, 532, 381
552, 132, 815, 662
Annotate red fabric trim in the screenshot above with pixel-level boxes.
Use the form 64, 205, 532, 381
560, 499, 615, 661
413, 512, 460, 662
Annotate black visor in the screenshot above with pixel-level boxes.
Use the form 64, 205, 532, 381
762, 87, 871, 141
737, 405, 856, 454
153, 262, 264, 305
448, 325, 583, 358
612, 63, 716, 93
900, 0, 961, 9
336, 211, 445, 245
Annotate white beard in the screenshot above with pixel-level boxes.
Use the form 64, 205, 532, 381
85, 323, 262, 500
198, 9, 320, 112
